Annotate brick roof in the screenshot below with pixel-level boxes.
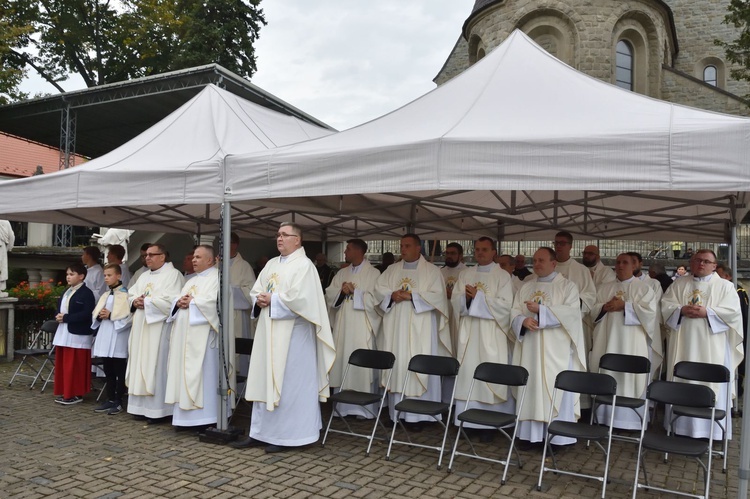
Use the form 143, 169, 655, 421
0, 132, 86, 178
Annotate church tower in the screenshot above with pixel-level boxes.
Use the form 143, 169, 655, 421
435, 0, 749, 116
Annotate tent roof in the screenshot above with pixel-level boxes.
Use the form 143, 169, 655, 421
221, 30, 750, 242
0, 64, 333, 158
0, 84, 333, 233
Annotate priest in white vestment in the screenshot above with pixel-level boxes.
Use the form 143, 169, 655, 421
126, 243, 185, 421
662, 249, 743, 439
229, 232, 256, 375
235, 222, 335, 454
590, 254, 659, 429
630, 251, 665, 376
511, 247, 587, 445
374, 233, 451, 423
441, 242, 467, 356
497, 254, 524, 296
582, 245, 616, 289
554, 232, 597, 367
325, 238, 382, 418
453, 238, 514, 428
164, 245, 229, 428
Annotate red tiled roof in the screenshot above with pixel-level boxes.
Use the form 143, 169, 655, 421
0, 132, 87, 178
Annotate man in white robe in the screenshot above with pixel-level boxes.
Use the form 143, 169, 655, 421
233, 222, 335, 453
165, 245, 226, 429
511, 247, 587, 445
553, 232, 597, 365
662, 249, 743, 439
0, 220, 14, 297
375, 233, 451, 423
82, 246, 108, 301
629, 251, 664, 375
229, 232, 256, 375
130, 243, 152, 286
590, 253, 659, 429
441, 242, 467, 356
582, 245, 616, 289
126, 243, 184, 421
497, 253, 524, 296
453, 238, 514, 429
325, 238, 382, 418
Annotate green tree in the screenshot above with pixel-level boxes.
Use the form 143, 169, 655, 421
0, 0, 266, 101
718, 0, 750, 89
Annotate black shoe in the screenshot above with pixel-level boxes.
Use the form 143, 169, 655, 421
107, 404, 123, 415
58, 396, 83, 405
132, 415, 147, 421
516, 440, 543, 452
146, 416, 170, 425
230, 436, 265, 449
94, 400, 116, 413
265, 444, 288, 454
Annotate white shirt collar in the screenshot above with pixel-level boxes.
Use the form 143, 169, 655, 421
538, 271, 558, 282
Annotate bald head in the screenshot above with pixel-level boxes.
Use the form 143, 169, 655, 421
581, 245, 600, 268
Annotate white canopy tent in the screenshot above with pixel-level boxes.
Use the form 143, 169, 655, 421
223, 30, 750, 243
0, 84, 333, 234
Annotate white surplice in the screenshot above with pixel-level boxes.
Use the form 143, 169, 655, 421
126, 262, 184, 418
245, 247, 335, 446
85, 264, 108, 302
91, 284, 131, 358
325, 259, 382, 418
511, 272, 586, 444
662, 272, 743, 439
375, 255, 451, 422
452, 263, 514, 428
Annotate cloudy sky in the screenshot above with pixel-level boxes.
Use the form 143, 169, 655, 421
20, 1, 475, 131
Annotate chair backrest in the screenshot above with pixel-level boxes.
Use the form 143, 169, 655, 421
235, 338, 254, 356
555, 370, 617, 396
599, 353, 650, 375
41, 320, 59, 334
673, 361, 730, 383
348, 349, 396, 370
408, 354, 460, 377
473, 362, 529, 387
647, 380, 715, 408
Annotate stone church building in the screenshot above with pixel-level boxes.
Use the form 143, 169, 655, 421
435, 0, 750, 116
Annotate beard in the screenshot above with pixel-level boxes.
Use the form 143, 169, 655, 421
444, 259, 459, 268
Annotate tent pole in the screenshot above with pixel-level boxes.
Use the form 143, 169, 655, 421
218, 201, 231, 431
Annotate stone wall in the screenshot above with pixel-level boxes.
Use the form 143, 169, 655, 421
434, 36, 470, 85
661, 65, 750, 115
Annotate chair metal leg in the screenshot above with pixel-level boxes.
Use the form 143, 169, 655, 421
321, 402, 337, 446
447, 422, 464, 472
385, 410, 399, 461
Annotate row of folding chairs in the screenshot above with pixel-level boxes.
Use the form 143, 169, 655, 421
321, 349, 729, 499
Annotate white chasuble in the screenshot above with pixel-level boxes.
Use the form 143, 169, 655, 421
442, 262, 467, 355
325, 260, 382, 389
662, 272, 743, 439
590, 278, 658, 429
165, 267, 223, 414
511, 273, 586, 443
556, 258, 597, 356
375, 255, 450, 398
245, 247, 335, 409
125, 262, 184, 418
453, 264, 514, 403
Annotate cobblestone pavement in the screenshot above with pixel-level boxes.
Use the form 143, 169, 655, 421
0, 361, 742, 498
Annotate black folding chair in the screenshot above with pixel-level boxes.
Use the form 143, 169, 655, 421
321, 349, 395, 456
667, 361, 731, 473
447, 363, 528, 485
9, 319, 56, 389
386, 354, 460, 469
591, 353, 651, 443
633, 380, 715, 499
537, 371, 617, 499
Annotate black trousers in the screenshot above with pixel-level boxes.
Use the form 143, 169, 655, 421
102, 357, 127, 403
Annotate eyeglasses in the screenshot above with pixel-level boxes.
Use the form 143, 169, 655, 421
145, 252, 164, 257
276, 233, 299, 239
693, 258, 716, 265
